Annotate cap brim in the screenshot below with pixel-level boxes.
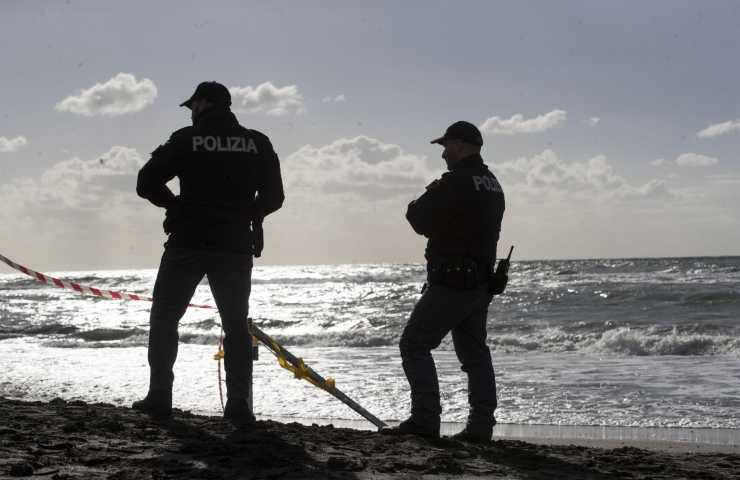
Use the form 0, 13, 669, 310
430, 136, 447, 145
179, 97, 194, 108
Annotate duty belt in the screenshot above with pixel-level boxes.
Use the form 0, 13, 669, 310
426, 257, 491, 290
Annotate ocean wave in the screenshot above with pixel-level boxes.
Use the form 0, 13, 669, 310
0, 333, 24, 340
62, 275, 107, 285
681, 290, 740, 305
589, 327, 738, 356
73, 328, 145, 342
251, 318, 303, 329
0, 278, 40, 290
473, 324, 739, 356
19, 323, 80, 335
41, 330, 398, 349
514, 283, 740, 307
179, 332, 221, 345
491, 335, 541, 351
487, 326, 594, 353
33, 323, 740, 357
261, 326, 739, 356
270, 330, 397, 348
556, 270, 579, 275
42, 335, 148, 348
183, 318, 221, 330
195, 320, 737, 355
717, 266, 740, 274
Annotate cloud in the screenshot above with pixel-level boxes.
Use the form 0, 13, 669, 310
697, 120, 740, 138
479, 109, 567, 135
322, 94, 346, 103
493, 150, 673, 201
651, 158, 666, 167
706, 174, 740, 185
586, 117, 600, 127
0, 136, 28, 152
55, 73, 157, 116
0, 146, 166, 270
675, 153, 719, 167
230, 82, 305, 116
285, 136, 429, 198
0, 146, 145, 215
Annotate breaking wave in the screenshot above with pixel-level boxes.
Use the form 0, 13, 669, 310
4, 257, 740, 358
31, 323, 740, 356
588, 327, 738, 356
485, 327, 739, 356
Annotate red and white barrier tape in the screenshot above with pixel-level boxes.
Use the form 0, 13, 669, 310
0, 253, 216, 310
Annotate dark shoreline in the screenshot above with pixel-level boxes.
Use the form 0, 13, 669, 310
1, 397, 739, 479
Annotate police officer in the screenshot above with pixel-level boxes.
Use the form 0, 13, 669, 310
133, 81, 284, 424
388, 121, 505, 441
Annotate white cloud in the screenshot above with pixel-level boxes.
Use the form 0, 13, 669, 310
0, 136, 28, 152
697, 120, 740, 138
0, 146, 164, 271
285, 136, 429, 198
479, 109, 567, 135
0, 146, 145, 214
230, 82, 305, 116
586, 117, 600, 127
651, 158, 666, 167
322, 94, 346, 103
675, 153, 719, 167
493, 150, 673, 200
55, 73, 157, 117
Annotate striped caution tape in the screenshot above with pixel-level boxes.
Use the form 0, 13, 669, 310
0, 253, 216, 310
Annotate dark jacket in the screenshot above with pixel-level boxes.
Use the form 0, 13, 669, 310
136, 106, 284, 253
406, 154, 505, 264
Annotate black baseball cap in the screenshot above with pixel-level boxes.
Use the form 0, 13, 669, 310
180, 81, 232, 108
430, 121, 483, 146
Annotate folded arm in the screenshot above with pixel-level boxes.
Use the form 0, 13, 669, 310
254, 136, 285, 220
136, 141, 179, 209
406, 177, 452, 236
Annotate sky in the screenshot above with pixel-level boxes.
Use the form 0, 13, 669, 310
1, 0, 739, 271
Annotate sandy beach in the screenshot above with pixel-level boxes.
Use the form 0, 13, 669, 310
1, 397, 738, 479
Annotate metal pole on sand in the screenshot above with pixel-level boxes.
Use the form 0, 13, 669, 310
249, 320, 387, 431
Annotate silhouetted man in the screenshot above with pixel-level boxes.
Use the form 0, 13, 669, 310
134, 81, 284, 424
387, 121, 505, 442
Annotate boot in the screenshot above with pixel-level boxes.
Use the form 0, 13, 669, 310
450, 420, 495, 443
224, 398, 256, 427
132, 390, 172, 418
381, 417, 440, 438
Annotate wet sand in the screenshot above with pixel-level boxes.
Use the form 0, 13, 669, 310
1, 397, 738, 479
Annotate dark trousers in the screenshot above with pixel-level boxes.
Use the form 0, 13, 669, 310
148, 247, 253, 401
399, 283, 496, 427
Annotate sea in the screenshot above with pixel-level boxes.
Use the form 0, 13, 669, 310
1, 257, 739, 439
